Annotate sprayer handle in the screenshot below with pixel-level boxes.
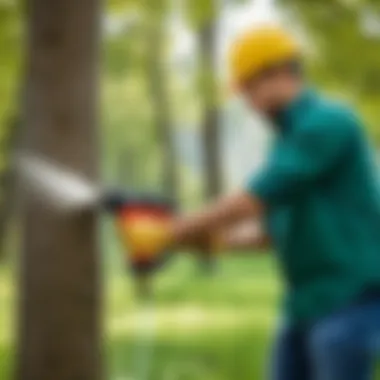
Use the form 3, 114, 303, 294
102, 190, 176, 213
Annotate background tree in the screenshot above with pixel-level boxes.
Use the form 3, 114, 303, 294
189, 0, 223, 200
143, 0, 178, 199
104, 0, 178, 198
16, 1, 102, 379
186, 0, 222, 271
0, 116, 21, 259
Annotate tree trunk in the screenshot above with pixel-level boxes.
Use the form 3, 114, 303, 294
16, 1, 102, 380
0, 116, 21, 259
198, 7, 221, 272
146, 10, 178, 199
199, 19, 222, 200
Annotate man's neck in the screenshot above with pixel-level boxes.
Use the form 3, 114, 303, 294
269, 83, 308, 130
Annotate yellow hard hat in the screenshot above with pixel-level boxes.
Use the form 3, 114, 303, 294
229, 26, 300, 88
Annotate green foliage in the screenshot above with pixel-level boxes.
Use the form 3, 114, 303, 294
0, 1, 21, 119
103, 0, 180, 194
105, 0, 169, 80
107, 0, 139, 12
101, 76, 160, 189
104, 22, 147, 78
184, 0, 217, 30
0, 1, 21, 209
281, 0, 380, 143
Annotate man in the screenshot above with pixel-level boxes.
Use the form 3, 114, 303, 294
126, 26, 380, 379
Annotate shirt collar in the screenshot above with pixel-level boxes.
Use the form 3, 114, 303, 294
274, 88, 317, 132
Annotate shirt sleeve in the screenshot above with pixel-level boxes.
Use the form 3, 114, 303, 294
246, 114, 356, 205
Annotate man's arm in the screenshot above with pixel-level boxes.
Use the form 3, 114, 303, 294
170, 192, 265, 247
170, 114, 356, 250
217, 220, 271, 252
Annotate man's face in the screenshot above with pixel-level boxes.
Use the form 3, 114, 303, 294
240, 69, 293, 116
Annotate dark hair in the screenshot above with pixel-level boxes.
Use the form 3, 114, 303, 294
286, 59, 303, 77
261, 58, 303, 78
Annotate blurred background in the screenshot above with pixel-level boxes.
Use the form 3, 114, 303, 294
1, 0, 380, 379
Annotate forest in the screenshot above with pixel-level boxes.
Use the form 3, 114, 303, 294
0, 0, 380, 379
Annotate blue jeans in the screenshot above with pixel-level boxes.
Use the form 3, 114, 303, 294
271, 299, 380, 380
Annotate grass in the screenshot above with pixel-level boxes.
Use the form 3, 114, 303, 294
106, 254, 281, 380
0, 267, 15, 380
0, 253, 281, 379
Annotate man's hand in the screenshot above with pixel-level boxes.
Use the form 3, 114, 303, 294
217, 220, 271, 252
118, 191, 265, 264
171, 192, 264, 247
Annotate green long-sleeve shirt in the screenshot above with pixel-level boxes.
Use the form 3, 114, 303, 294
246, 89, 380, 325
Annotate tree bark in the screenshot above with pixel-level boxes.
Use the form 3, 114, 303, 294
16, 1, 102, 380
198, 6, 221, 272
199, 19, 222, 200
0, 116, 21, 259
